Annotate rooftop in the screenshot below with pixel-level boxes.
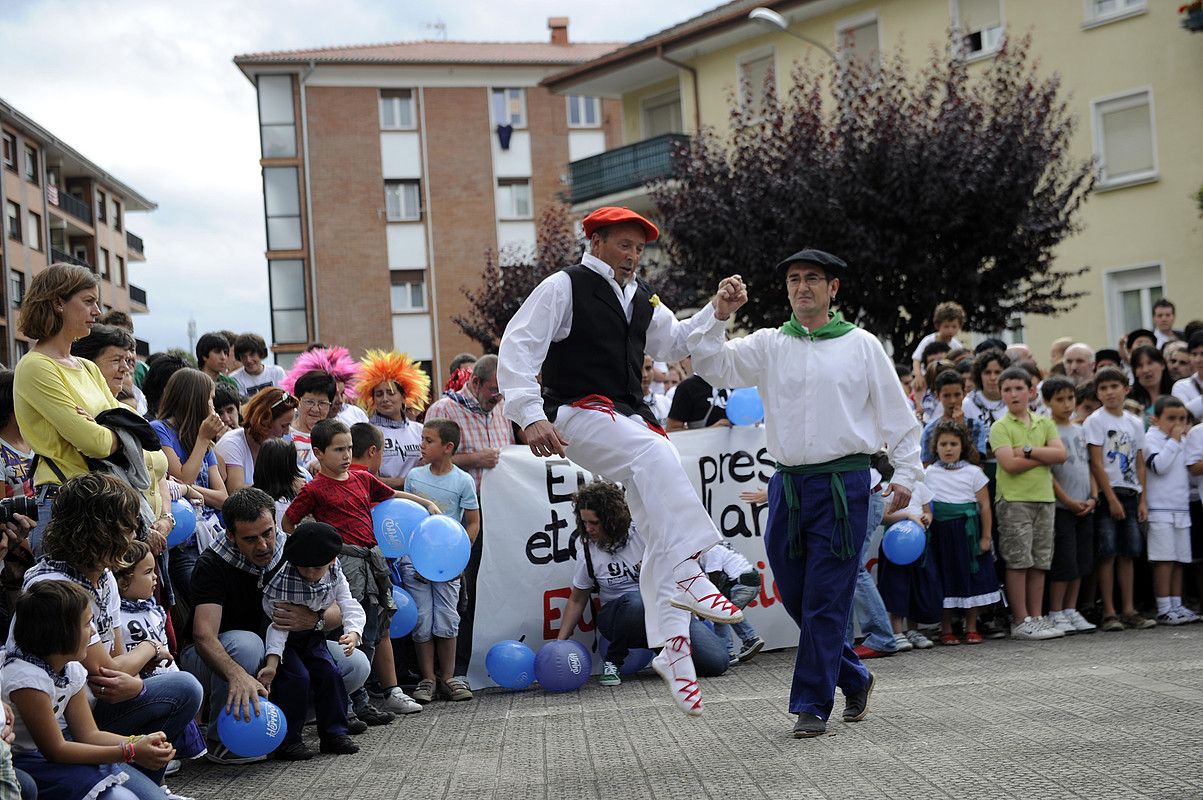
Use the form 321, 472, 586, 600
233, 39, 624, 67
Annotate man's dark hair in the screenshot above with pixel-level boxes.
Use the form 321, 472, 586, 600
920, 340, 952, 363
1184, 321, 1203, 343
894, 363, 912, 378
1093, 366, 1128, 390
1040, 374, 1075, 403
448, 352, 477, 375
97, 309, 134, 331
294, 370, 336, 401
1153, 395, 1185, 417
471, 354, 498, 384
143, 354, 187, 419
998, 366, 1032, 389
70, 323, 136, 363
423, 418, 461, 454
14, 581, 93, 660
310, 418, 349, 452
1075, 380, 1096, 405
196, 332, 230, 365
234, 333, 269, 360
351, 422, 384, 457
1152, 298, 1175, 313
933, 369, 964, 395
0, 369, 14, 429
1188, 330, 1203, 353
974, 338, 1009, 355
214, 382, 240, 412
222, 487, 276, 536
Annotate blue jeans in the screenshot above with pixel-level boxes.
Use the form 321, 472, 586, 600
91, 671, 203, 784
597, 591, 729, 677
26, 494, 55, 556
167, 539, 200, 607
846, 489, 898, 653
712, 583, 760, 654
179, 629, 370, 741
349, 596, 381, 711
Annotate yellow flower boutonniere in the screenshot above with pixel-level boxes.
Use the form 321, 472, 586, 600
650, 294, 661, 308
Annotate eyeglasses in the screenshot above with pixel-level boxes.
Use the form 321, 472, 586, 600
271, 391, 298, 411
300, 398, 331, 411
787, 274, 829, 287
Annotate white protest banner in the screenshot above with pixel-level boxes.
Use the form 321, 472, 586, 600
470, 426, 802, 689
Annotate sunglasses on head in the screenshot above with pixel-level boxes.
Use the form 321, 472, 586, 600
271, 391, 298, 411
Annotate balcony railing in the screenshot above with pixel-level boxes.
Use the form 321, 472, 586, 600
128, 284, 147, 307
126, 230, 144, 256
568, 133, 690, 205
50, 247, 93, 270
49, 189, 94, 226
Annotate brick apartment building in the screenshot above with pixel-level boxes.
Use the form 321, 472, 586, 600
233, 17, 623, 378
0, 98, 154, 365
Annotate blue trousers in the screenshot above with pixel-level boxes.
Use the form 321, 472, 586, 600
270, 632, 349, 744
91, 670, 203, 785
766, 470, 872, 719
597, 592, 729, 677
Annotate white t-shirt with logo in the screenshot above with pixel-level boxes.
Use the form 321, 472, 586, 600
374, 416, 423, 481
230, 364, 286, 399
572, 527, 645, 605
1083, 407, 1146, 493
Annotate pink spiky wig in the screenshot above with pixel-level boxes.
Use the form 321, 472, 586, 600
280, 346, 361, 401
356, 350, 432, 414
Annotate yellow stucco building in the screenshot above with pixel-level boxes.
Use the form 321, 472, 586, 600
546, 0, 1203, 360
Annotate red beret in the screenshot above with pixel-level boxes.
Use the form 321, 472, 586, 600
581, 207, 659, 242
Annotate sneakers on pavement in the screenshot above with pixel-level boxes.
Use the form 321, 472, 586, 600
842, 673, 875, 722
671, 563, 745, 624
353, 704, 395, 725
792, 713, 826, 738
205, 743, 267, 766
1011, 616, 1061, 641
440, 676, 473, 701
381, 686, 423, 714
162, 787, 195, 800
651, 636, 703, 716
347, 715, 368, 735
1121, 612, 1156, 630
164, 759, 181, 777
600, 661, 622, 686
853, 644, 891, 659
1101, 615, 1125, 632
736, 636, 765, 663
1173, 606, 1200, 624
905, 629, 934, 649
893, 632, 914, 652
1049, 611, 1077, 636
412, 678, 436, 704
1064, 608, 1097, 633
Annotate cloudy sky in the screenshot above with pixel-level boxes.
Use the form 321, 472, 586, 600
0, 0, 717, 355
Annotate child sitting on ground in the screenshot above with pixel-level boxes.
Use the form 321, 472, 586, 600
876, 481, 939, 651
402, 419, 480, 704
701, 543, 764, 664
257, 522, 365, 760
1144, 396, 1199, 625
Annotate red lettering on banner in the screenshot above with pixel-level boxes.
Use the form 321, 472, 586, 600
544, 587, 569, 640
747, 560, 782, 609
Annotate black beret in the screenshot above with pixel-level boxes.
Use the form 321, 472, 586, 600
974, 338, 1009, 355
776, 248, 847, 276
1125, 328, 1156, 350
283, 521, 343, 567
1094, 348, 1122, 365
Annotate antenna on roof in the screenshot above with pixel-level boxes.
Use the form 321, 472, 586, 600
426, 19, 447, 41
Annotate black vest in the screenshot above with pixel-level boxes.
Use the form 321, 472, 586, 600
542, 264, 656, 425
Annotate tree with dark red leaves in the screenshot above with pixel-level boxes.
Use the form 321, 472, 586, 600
650, 33, 1095, 356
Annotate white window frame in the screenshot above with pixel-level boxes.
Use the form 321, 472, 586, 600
1, 133, 14, 170
736, 46, 776, 116
834, 11, 882, 72
641, 90, 683, 139
566, 95, 602, 129
495, 179, 532, 220
379, 89, 416, 130
390, 270, 427, 313
1091, 86, 1158, 191
384, 180, 421, 222
490, 88, 527, 128
1103, 262, 1164, 346
25, 211, 41, 252
5, 201, 19, 243
952, 0, 1004, 61
1082, 0, 1146, 28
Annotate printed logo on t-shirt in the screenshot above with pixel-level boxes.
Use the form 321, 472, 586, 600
1104, 428, 1137, 485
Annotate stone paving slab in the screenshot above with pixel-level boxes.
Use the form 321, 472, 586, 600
172, 625, 1203, 800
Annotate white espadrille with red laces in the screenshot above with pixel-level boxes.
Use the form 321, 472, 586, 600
670, 567, 745, 623
652, 636, 703, 716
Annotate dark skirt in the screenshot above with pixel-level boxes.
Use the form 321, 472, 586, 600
876, 534, 942, 624
11, 752, 160, 800
933, 516, 1001, 609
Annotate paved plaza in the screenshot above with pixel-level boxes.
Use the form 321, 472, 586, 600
173, 625, 1203, 800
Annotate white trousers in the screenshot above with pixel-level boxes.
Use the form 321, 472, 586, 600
557, 406, 720, 646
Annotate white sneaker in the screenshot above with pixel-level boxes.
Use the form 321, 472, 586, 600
1038, 616, 1067, 638
1049, 611, 1076, 636
904, 629, 934, 649
1011, 616, 1060, 640
670, 562, 744, 624
893, 632, 914, 652
651, 636, 703, 716
1173, 606, 1200, 624
1064, 608, 1097, 633
381, 687, 423, 714
164, 759, 181, 777
162, 788, 195, 800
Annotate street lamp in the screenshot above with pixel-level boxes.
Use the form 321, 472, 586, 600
747, 7, 839, 64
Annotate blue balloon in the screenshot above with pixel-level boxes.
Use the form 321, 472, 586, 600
372, 498, 428, 558
535, 639, 591, 693
409, 515, 471, 581
389, 586, 418, 638
486, 640, 536, 690
166, 499, 197, 548
619, 649, 655, 676
216, 699, 288, 758
725, 387, 765, 426
882, 519, 926, 565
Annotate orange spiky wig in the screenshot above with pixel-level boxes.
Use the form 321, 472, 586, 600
356, 350, 432, 415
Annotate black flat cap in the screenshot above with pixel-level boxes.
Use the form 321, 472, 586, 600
776, 248, 847, 276
1125, 328, 1156, 350
284, 521, 343, 567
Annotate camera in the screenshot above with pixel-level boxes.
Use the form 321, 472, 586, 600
0, 496, 38, 524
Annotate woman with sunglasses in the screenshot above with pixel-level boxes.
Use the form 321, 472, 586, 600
217, 386, 299, 493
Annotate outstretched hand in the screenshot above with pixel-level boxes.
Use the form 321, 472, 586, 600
524, 420, 569, 458
712, 275, 747, 321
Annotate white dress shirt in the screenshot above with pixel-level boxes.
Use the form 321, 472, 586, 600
498, 253, 715, 429
688, 316, 924, 490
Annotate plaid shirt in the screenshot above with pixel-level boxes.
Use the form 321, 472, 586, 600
426, 390, 515, 492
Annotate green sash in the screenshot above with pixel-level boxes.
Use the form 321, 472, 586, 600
779, 310, 857, 341
932, 501, 982, 574
775, 454, 871, 561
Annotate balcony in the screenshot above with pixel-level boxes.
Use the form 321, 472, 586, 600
50, 247, 93, 270
126, 230, 145, 261
568, 133, 689, 206
48, 188, 94, 226
128, 283, 147, 310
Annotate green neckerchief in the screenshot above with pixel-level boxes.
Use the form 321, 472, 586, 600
775, 454, 871, 561
932, 501, 981, 573
779, 310, 857, 341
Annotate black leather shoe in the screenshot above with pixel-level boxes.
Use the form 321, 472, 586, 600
346, 716, 368, 735
273, 741, 314, 761
843, 673, 875, 722
792, 713, 826, 738
319, 734, 360, 755
353, 705, 394, 726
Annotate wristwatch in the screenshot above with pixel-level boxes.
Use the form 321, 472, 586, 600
1022, 444, 1034, 458
314, 612, 327, 633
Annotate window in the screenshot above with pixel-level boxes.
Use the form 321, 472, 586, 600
1092, 89, 1157, 189
9, 271, 24, 308
390, 269, 426, 312
379, 89, 415, 130
5, 202, 19, 242
96, 190, 107, 223
262, 166, 302, 250
257, 74, 297, 158
566, 95, 601, 128
23, 145, 37, 184
26, 211, 41, 251
491, 88, 526, 128
1105, 264, 1163, 345
1, 133, 14, 170
1086, 0, 1145, 25
955, 0, 1003, 58
268, 259, 308, 344
384, 180, 421, 221
112, 200, 122, 232
116, 255, 126, 288
838, 18, 880, 71
495, 179, 532, 219
642, 91, 683, 138
738, 51, 775, 116
99, 247, 110, 280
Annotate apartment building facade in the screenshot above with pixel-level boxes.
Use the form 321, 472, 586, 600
544, 0, 1203, 359
0, 98, 154, 364
234, 18, 623, 377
